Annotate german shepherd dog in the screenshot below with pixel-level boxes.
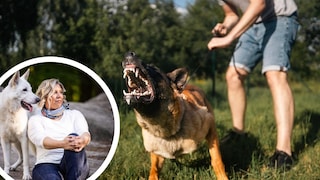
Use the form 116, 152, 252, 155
0, 69, 40, 180
122, 52, 228, 180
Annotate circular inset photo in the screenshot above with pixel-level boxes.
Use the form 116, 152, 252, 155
0, 56, 120, 180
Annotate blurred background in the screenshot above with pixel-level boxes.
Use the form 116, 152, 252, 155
1, 0, 320, 179
1, 0, 318, 105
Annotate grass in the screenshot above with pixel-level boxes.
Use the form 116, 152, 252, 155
100, 79, 320, 180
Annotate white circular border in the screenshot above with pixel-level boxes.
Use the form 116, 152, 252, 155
0, 56, 120, 180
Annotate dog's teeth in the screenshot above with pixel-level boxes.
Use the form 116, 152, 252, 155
142, 91, 151, 95
125, 97, 131, 105
135, 68, 139, 77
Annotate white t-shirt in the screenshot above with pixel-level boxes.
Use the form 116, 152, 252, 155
28, 109, 89, 165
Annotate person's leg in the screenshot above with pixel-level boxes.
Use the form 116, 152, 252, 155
59, 133, 89, 180
262, 13, 298, 154
265, 71, 294, 155
60, 149, 89, 180
32, 163, 62, 180
261, 14, 298, 169
221, 25, 262, 142
225, 66, 248, 133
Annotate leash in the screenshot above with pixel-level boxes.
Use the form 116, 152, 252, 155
187, 34, 244, 85
185, 51, 211, 84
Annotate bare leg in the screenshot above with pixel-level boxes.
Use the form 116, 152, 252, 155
265, 71, 294, 155
226, 66, 248, 133
148, 152, 164, 180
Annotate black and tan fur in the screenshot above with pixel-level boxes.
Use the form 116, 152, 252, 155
122, 52, 227, 180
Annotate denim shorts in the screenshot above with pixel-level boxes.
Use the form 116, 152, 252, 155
230, 13, 299, 74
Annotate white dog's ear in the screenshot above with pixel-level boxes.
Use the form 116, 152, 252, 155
9, 71, 21, 87
21, 69, 30, 80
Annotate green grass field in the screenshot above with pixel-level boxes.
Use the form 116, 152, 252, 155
101, 79, 320, 180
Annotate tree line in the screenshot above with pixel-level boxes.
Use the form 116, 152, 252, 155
0, 0, 319, 102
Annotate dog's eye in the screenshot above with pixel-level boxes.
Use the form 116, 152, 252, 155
22, 88, 27, 92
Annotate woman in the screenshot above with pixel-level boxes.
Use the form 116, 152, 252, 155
28, 79, 91, 180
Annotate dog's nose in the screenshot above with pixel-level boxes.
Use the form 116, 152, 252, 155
123, 52, 136, 67
36, 97, 40, 103
125, 52, 135, 57
124, 52, 136, 59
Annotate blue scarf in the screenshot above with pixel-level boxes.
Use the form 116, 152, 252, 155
42, 104, 69, 119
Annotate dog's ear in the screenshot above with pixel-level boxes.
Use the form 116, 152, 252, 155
167, 68, 189, 92
21, 69, 30, 80
9, 71, 21, 87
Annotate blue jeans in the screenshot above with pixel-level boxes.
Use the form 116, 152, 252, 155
32, 134, 89, 180
230, 13, 299, 74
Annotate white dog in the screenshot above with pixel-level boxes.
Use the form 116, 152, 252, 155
0, 69, 40, 180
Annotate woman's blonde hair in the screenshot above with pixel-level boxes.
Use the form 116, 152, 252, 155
36, 79, 66, 109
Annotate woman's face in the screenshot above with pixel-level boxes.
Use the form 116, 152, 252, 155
45, 84, 64, 110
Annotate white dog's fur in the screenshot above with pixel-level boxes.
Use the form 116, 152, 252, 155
0, 69, 39, 180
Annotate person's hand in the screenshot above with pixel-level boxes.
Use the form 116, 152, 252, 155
207, 35, 233, 50
211, 23, 228, 37
71, 136, 87, 152
62, 135, 78, 151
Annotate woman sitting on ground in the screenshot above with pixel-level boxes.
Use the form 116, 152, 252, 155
28, 78, 91, 180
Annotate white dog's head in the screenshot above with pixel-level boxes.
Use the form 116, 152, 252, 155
8, 69, 40, 112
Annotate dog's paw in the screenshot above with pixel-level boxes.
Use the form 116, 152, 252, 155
22, 173, 32, 180
9, 166, 18, 171
148, 175, 159, 180
3, 167, 10, 174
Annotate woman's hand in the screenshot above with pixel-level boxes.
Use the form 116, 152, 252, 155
61, 135, 77, 151
69, 132, 91, 152
43, 132, 91, 152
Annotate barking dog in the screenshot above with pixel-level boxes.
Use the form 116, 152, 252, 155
122, 52, 228, 180
0, 69, 40, 180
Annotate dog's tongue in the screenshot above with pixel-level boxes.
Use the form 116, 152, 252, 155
21, 101, 33, 112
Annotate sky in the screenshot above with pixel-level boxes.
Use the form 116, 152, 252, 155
173, 0, 194, 14
148, 0, 195, 14
174, 0, 194, 8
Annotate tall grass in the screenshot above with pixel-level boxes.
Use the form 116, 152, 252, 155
101, 79, 320, 180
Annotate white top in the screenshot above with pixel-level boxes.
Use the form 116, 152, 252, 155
28, 109, 89, 165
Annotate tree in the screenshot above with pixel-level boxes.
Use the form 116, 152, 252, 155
94, 0, 185, 100
290, 0, 320, 80
0, 0, 38, 73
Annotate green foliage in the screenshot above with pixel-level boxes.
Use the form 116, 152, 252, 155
0, 1, 319, 178
0, 0, 319, 105
0, 0, 38, 72
102, 80, 320, 179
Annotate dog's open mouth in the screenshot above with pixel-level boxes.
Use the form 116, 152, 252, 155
21, 101, 33, 112
123, 64, 155, 105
